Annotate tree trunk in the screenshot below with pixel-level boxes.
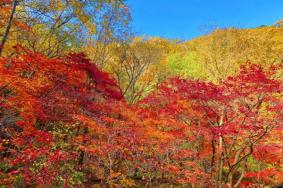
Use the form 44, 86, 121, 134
217, 136, 223, 188
0, 0, 17, 56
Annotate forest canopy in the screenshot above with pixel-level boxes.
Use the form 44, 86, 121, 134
0, 0, 282, 187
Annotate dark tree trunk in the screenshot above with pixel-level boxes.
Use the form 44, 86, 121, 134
0, 0, 18, 56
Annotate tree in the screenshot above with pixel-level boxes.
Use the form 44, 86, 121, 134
184, 27, 283, 82
0, 0, 131, 57
0, 48, 123, 186
141, 62, 283, 187
167, 51, 207, 79
106, 37, 173, 103
0, 0, 18, 56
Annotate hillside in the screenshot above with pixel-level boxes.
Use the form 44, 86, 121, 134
172, 26, 283, 81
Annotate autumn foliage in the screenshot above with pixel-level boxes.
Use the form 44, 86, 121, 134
1, 0, 282, 187
0, 47, 281, 187
0, 48, 123, 186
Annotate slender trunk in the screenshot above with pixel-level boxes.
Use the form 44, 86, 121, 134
227, 148, 243, 186
217, 114, 224, 187
233, 159, 247, 187
217, 136, 223, 188
0, 0, 17, 56
211, 139, 216, 174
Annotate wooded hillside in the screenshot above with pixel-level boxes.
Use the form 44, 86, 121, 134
0, 1, 282, 187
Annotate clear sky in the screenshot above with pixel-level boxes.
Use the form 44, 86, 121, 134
127, 0, 283, 40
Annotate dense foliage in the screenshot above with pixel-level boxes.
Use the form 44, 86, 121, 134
0, 49, 282, 187
0, 0, 282, 187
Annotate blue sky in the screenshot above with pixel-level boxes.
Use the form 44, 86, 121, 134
127, 0, 283, 40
